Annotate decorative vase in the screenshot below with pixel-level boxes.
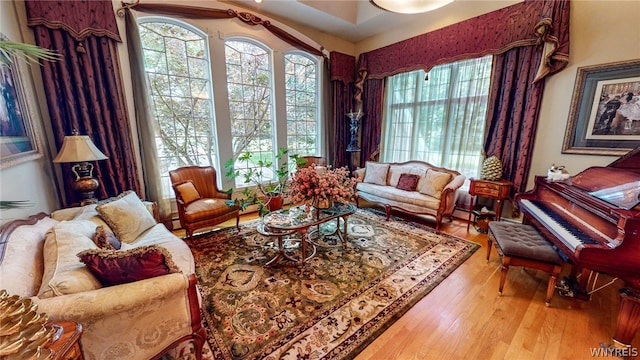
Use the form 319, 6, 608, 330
266, 195, 283, 211
480, 155, 503, 181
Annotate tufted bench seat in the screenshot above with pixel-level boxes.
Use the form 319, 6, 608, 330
487, 221, 563, 306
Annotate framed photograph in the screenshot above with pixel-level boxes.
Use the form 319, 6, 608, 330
0, 35, 42, 169
562, 59, 640, 155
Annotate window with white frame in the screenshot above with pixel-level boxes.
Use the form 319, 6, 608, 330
225, 39, 275, 187
138, 17, 323, 193
285, 52, 320, 157
138, 19, 216, 195
381, 55, 493, 179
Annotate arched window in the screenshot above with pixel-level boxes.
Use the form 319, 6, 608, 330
285, 52, 320, 157
138, 19, 216, 193
138, 17, 324, 194
225, 39, 274, 187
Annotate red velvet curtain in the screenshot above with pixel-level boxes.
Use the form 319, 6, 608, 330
360, 77, 384, 167
484, 0, 570, 196
484, 46, 545, 196
26, 0, 140, 207
330, 51, 355, 169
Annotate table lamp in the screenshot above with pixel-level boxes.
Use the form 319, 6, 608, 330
53, 130, 108, 206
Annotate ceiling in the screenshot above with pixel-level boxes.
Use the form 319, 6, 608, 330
222, 0, 522, 43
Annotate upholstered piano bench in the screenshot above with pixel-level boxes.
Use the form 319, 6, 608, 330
487, 221, 563, 306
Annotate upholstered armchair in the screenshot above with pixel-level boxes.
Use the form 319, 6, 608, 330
169, 166, 240, 238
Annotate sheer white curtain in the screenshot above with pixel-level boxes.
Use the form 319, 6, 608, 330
381, 56, 492, 179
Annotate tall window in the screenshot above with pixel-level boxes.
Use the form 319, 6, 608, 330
381, 56, 492, 179
285, 52, 320, 157
139, 17, 324, 194
138, 20, 216, 193
225, 39, 274, 187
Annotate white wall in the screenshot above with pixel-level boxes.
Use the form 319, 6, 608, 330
0, 0, 59, 224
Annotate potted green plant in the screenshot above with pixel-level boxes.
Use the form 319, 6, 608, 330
225, 148, 303, 215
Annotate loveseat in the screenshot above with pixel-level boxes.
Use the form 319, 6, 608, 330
354, 160, 466, 229
0, 191, 205, 360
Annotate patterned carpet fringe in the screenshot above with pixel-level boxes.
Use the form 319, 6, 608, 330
182, 209, 479, 360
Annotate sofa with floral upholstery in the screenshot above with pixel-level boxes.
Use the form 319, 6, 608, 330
354, 160, 466, 229
0, 191, 205, 360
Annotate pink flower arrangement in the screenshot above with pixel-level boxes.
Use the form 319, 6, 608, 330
287, 166, 357, 207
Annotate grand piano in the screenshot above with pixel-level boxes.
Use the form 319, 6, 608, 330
515, 147, 640, 346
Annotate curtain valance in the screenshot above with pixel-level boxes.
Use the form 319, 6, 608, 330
359, 0, 569, 81
122, 2, 324, 57
25, 0, 121, 42
330, 51, 356, 84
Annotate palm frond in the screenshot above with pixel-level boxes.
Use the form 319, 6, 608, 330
0, 41, 61, 66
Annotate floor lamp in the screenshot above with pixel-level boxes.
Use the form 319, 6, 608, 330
53, 130, 108, 206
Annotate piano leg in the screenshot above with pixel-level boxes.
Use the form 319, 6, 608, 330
558, 266, 592, 300
614, 285, 640, 346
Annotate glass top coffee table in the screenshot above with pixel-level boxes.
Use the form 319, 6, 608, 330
258, 202, 356, 266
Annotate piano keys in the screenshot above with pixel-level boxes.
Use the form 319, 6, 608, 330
515, 146, 640, 346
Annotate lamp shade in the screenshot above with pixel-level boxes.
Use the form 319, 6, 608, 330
53, 135, 108, 163
370, 0, 454, 14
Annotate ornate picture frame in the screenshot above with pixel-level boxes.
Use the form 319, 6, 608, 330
0, 34, 42, 169
562, 59, 640, 156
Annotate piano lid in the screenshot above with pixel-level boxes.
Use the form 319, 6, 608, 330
588, 180, 640, 210
608, 146, 640, 174
568, 146, 640, 210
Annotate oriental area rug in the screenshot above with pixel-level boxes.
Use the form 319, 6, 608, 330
185, 209, 479, 360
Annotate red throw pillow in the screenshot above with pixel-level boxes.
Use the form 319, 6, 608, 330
396, 173, 420, 191
77, 245, 181, 287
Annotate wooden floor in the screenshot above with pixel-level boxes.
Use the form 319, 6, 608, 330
189, 206, 640, 359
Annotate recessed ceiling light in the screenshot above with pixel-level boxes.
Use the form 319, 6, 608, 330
370, 0, 454, 14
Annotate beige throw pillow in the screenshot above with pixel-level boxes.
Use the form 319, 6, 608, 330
174, 180, 201, 205
363, 162, 390, 186
38, 220, 102, 298
96, 191, 157, 244
419, 169, 453, 199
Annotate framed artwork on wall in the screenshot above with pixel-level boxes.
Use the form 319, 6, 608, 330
0, 34, 42, 169
562, 59, 640, 156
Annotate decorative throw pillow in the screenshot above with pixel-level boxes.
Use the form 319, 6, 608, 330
92, 225, 121, 250
419, 169, 453, 199
396, 173, 420, 191
387, 165, 425, 187
174, 180, 201, 205
38, 220, 102, 299
96, 191, 157, 244
363, 162, 390, 186
77, 245, 181, 287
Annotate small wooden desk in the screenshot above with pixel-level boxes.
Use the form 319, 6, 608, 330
467, 178, 512, 231
47, 321, 83, 360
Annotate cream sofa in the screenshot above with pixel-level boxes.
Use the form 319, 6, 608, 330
0, 191, 205, 360
354, 160, 466, 229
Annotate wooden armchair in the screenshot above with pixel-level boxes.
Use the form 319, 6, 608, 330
169, 166, 240, 238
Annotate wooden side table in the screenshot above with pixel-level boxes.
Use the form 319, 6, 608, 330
467, 178, 512, 231
47, 321, 83, 360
